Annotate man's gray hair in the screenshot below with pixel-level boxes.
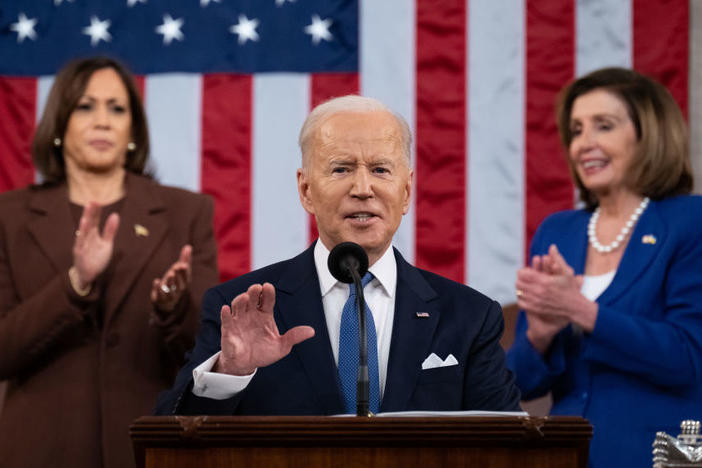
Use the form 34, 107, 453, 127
298, 95, 412, 168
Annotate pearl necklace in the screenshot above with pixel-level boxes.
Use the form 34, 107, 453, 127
587, 197, 650, 253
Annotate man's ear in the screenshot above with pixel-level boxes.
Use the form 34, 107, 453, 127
297, 168, 315, 215
402, 169, 413, 215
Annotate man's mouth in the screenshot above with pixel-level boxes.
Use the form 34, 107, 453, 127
347, 212, 376, 222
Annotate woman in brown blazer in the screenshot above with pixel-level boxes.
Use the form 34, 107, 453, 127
0, 57, 219, 468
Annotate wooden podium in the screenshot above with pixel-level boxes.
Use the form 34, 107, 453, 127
130, 415, 591, 467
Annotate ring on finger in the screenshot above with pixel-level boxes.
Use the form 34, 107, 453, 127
516, 289, 523, 297
160, 283, 171, 294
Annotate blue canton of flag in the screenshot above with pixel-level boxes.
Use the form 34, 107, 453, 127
0, 0, 358, 75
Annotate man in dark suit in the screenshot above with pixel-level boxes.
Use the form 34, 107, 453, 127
156, 96, 520, 415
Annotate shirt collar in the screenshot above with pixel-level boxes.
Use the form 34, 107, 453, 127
314, 240, 397, 298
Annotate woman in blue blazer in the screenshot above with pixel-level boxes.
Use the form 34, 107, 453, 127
506, 68, 702, 468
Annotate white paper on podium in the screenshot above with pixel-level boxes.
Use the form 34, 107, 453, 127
331, 410, 529, 417
375, 410, 529, 417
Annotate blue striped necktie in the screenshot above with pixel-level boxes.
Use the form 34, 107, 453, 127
337, 272, 380, 414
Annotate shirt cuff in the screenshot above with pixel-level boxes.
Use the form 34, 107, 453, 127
191, 352, 256, 400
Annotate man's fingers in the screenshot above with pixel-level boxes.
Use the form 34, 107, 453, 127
240, 283, 275, 314
259, 283, 276, 313
220, 305, 233, 328
244, 284, 263, 312
231, 291, 251, 318
282, 325, 315, 347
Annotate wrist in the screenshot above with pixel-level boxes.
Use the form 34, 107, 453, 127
214, 354, 255, 376
68, 266, 92, 296
572, 298, 598, 333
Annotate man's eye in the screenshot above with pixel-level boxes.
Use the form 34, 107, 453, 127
373, 167, 390, 174
332, 167, 348, 173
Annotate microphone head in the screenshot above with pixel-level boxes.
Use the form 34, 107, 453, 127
327, 242, 369, 284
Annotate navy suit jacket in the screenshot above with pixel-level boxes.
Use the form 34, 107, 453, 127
156, 244, 520, 415
507, 195, 702, 468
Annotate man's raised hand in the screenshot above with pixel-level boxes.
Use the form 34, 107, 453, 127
215, 283, 315, 376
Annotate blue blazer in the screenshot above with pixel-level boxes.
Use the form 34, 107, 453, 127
156, 244, 520, 415
506, 195, 702, 468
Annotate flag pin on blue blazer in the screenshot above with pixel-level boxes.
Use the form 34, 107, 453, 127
416, 312, 430, 318
642, 234, 656, 245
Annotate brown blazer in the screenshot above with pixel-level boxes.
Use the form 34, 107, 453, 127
0, 174, 219, 468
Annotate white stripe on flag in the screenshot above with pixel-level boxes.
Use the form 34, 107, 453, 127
36, 76, 55, 183
360, 0, 416, 264
252, 74, 310, 269
692, 0, 702, 193
576, 0, 632, 76
466, 0, 526, 304
145, 74, 202, 192
36, 76, 54, 123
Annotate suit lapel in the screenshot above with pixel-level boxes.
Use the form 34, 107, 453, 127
27, 184, 75, 272
560, 213, 589, 275
103, 174, 168, 326
275, 245, 345, 414
381, 249, 439, 412
598, 201, 666, 305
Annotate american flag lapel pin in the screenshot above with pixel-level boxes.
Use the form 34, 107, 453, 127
134, 224, 149, 237
641, 234, 657, 245
416, 312, 430, 318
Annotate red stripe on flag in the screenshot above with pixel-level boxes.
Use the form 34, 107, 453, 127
633, 0, 689, 117
307, 73, 360, 246
0, 77, 36, 191
310, 73, 359, 106
134, 76, 146, 103
201, 75, 252, 282
414, 0, 467, 283
525, 0, 575, 260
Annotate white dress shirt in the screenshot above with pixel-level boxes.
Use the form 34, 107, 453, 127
192, 241, 397, 400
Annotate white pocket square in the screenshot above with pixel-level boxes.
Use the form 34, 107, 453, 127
421, 353, 458, 370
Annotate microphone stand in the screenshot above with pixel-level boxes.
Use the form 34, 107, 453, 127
349, 267, 370, 417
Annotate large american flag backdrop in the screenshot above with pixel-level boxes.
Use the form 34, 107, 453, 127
0, 0, 689, 305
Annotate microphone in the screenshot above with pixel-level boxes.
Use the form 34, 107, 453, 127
328, 242, 371, 416
328, 242, 369, 284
